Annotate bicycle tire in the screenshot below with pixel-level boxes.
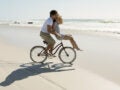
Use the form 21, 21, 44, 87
58, 47, 76, 64
30, 46, 47, 63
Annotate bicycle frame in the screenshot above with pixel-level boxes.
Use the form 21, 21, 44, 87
52, 42, 64, 55
43, 41, 64, 55
30, 40, 76, 64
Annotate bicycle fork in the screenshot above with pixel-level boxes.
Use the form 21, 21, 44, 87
63, 48, 69, 57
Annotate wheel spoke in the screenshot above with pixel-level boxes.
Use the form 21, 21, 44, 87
59, 47, 76, 64
30, 46, 47, 63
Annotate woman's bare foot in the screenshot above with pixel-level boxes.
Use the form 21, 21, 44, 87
76, 48, 80, 50
76, 48, 83, 51
79, 49, 83, 51
73, 47, 83, 51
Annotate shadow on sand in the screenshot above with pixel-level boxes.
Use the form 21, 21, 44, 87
0, 62, 74, 87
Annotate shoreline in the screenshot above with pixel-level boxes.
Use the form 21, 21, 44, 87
0, 24, 120, 40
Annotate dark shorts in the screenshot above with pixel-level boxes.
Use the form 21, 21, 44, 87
40, 31, 55, 45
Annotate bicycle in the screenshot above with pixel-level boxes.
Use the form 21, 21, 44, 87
30, 40, 76, 64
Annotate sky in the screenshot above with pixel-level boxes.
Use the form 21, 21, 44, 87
0, 0, 120, 20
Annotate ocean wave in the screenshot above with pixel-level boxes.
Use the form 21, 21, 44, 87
1, 19, 120, 35
8, 23, 120, 35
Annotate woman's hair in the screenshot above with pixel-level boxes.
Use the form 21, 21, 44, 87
56, 15, 63, 24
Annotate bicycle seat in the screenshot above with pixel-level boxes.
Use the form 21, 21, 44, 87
43, 41, 48, 45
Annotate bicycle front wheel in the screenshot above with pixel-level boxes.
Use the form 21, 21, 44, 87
30, 46, 47, 63
59, 47, 76, 64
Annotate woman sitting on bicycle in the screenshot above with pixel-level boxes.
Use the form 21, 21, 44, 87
53, 14, 81, 51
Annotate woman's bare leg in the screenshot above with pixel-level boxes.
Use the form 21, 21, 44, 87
63, 35, 81, 50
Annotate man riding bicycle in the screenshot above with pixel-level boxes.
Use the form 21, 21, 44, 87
40, 10, 60, 55
40, 10, 81, 56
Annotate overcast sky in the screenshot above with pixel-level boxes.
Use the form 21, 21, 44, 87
0, 0, 120, 20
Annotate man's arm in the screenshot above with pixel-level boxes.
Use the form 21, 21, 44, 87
47, 25, 61, 37
47, 25, 57, 34
47, 25, 52, 33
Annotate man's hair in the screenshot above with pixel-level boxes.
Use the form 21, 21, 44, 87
50, 10, 58, 17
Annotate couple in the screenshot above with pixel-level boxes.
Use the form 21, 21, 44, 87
40, 10, 81, 55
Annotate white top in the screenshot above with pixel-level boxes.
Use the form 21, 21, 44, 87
54, 22, 60, 33
41, 17, 53, 34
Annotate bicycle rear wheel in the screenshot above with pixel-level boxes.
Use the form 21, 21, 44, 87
58, 47, 76, 64
30, 46, 47, 63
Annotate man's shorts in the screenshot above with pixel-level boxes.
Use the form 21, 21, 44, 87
40, 31, 55, 45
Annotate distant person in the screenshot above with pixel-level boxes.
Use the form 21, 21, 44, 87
53, 15, 81, 51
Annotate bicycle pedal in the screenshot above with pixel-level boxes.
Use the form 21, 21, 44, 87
48, 55, 56, 60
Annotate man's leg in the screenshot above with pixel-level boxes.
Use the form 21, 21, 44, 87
48, 40, 55, 54
48, 44, 54, 54
46, 37, 55, 55
45, 44, 52, 54
40, 32, 56, 54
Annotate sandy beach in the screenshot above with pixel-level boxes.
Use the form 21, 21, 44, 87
0, 25, 120, 90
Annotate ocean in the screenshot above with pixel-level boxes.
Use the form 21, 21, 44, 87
61, 19, 120, 34
1, 19, 120, 34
